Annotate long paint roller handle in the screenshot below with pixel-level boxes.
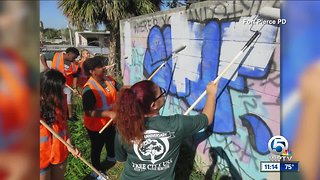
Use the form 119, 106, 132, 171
184, 91, 207, 115
148, 45, 186, 80
173, 45, 187, 54
40, 120, 108, 179
241, 31, 260, 51
184, 31, 260, 115
148, 63, 166, 80
99, 118, 113, 134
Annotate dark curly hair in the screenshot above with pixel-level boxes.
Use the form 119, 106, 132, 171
40, 69, 66, 125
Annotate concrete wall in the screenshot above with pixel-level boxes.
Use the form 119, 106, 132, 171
120, 1, 280, 179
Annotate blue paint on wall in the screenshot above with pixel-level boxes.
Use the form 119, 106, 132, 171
143, 20, 273, 135
240, 113, 272, 155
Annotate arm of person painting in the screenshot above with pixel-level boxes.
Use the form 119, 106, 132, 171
72, 77, 79, 95
85, 110, 116, 119
293, 63, 320, 180
202, 80, 219, 126
40, 54, 49, 70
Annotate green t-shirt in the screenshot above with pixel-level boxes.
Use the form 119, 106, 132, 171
115, 113, 208, 180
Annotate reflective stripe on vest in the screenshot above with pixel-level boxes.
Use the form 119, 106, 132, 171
40, 129, 66, 144
40, 136, 49, 144
87, 78, 110, 110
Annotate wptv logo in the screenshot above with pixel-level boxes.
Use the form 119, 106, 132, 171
268, 136, 293, 161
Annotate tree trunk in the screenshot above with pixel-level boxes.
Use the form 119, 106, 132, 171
107, 23, 121, 79
107, 34, 117, 76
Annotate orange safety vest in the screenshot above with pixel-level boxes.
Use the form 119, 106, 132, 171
83, 76, 117, 131
51, 52, 78, 86
0, 49, 31, 150
77, 60, 89, 88
40, 103, 68, 169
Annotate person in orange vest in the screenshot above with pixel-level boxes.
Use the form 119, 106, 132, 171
40, 69, 80, 180
76, 48, 91, 88
82, 56, 121, 179
51, 47, 80, 122
0, 49, 35, 179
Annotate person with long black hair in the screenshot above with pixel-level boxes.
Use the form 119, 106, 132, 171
40, 69, 80, 180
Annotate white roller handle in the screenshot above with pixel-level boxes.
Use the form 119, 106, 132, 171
148, 63, 166, 80
184, 50, 243, 115
99, 119, 113, 134
184, 31, 260, 115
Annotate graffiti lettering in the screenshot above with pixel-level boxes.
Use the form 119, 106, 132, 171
263, 93, 280, 106
133, 15, 171, 33
242, 96, 260, 113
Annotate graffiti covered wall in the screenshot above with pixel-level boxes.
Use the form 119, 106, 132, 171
120, 0, 280, 179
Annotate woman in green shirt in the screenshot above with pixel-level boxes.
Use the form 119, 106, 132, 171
114, 80, 219, 180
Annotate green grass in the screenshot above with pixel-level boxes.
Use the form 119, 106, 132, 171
65, 91, 206, 180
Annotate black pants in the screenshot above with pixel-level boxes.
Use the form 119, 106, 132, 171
86, 125, 115, 170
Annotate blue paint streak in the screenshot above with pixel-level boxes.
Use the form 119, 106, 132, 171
240, 114, 272, 155
185, 21, 220, 110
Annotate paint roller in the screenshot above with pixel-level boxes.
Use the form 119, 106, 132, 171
184, 7, 280, 115
184, 31, 260, 115
148, 45, 186, 80
259, 7, 280, 20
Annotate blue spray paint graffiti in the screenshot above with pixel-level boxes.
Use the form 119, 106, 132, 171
143, 19, 274, 155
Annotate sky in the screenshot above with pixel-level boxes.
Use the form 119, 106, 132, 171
40, 1, 69, 29
40, 0, 177, 29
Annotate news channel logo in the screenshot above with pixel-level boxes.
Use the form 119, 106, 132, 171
268, 136, 293, 161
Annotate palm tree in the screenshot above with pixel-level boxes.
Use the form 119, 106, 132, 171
58, 0, 162, 76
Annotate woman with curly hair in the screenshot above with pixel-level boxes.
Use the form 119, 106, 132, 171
40, 69, 80, 180
114, 80, 219, 179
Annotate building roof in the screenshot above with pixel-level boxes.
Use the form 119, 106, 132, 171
76, 31, 110, 35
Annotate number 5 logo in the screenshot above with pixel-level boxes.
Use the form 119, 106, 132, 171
268, 136, 288, 155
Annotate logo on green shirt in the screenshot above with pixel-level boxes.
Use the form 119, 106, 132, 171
133, 130, 175, 164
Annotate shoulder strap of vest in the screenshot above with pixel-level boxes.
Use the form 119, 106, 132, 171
105, 76, 116, 88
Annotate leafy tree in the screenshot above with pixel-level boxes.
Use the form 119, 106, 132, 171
58, 0, 162, 76
42, 28, 61, 40
61, 28, 70, 42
